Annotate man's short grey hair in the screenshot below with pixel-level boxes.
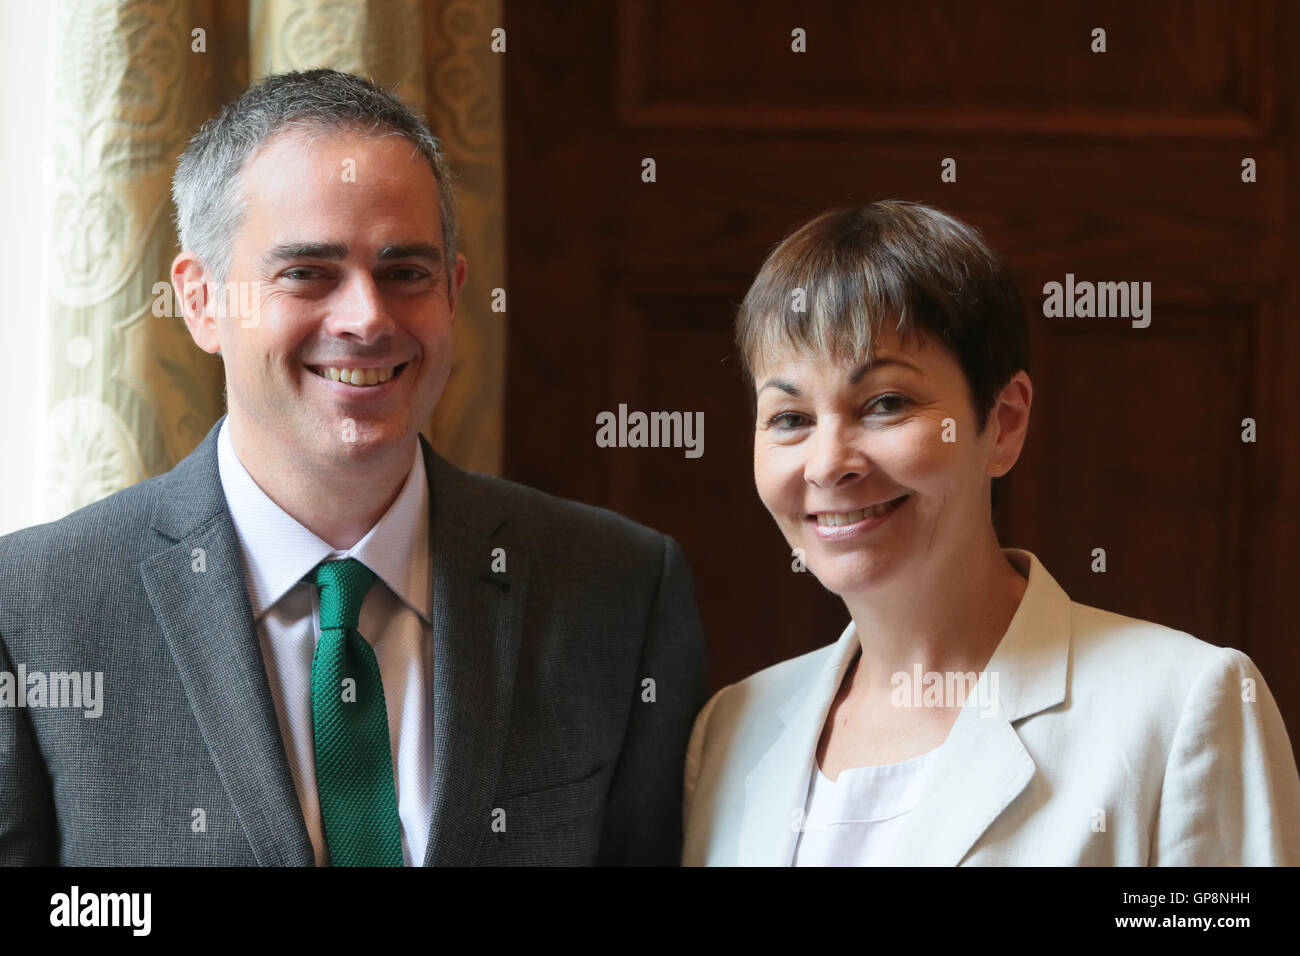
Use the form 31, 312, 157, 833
171, 68, 458, 285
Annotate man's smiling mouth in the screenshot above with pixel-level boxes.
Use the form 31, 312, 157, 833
306, 362, 408, 387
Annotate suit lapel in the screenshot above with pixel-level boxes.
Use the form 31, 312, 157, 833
882, 549, 1071, 865
140, 420, 314, 865
419, 441, 530, 866
737, 623, 861, 866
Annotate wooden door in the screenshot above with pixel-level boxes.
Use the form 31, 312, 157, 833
503, 0, 1300, 758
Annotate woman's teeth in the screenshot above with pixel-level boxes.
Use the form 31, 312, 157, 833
815, 496, 906, 526
314, 365, 400, 386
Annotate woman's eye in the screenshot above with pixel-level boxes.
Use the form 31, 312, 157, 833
867, 393, 911, 416
767, 412, 810, 430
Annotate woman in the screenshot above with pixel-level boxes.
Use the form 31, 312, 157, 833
682, 201, 1300, 865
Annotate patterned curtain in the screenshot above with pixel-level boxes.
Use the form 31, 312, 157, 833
28, 0, 503, 527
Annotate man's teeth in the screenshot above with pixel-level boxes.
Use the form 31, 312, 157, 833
317, 366, 398, 386
816, 497, 905, 526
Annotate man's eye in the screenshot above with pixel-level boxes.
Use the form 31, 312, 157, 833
283, 267, 321, 281
867, 393, 911, 416
386, 267, 428, 281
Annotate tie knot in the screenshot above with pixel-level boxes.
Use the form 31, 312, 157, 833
311, 558, 376, 630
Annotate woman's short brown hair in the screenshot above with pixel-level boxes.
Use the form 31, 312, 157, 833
736, 201, 1029, 433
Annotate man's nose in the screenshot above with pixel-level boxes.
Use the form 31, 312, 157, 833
804, 419, 867, 488
331, 270, 394, 338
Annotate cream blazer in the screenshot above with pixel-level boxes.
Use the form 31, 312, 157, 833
682, 549, 1300, 865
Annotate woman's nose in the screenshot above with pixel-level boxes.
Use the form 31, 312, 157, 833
804, 421, 866, 488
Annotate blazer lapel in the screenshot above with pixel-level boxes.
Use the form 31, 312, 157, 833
882, 549, 1071, 865
139, 420, 314, 865
420, 440, 530, 866
879, 701, 1035, 865
737, 622, 861, 866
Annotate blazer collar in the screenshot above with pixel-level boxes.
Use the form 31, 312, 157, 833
739, 548, 1071, 866
141, 416, 528, 866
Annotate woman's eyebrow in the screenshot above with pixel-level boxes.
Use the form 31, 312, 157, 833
759, 356, 922, 396
758, 379, 800, 397
848, 356, 921, 383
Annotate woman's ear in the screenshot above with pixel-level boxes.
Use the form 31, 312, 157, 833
988, 371, 1033, 478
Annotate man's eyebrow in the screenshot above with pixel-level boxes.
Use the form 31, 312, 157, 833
259, 241, 444, 269
758, 355, 921, 397
377, 242, 443, 263
260, 242, 349, 268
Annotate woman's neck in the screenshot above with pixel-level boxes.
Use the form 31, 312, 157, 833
843, 537, 1029, 697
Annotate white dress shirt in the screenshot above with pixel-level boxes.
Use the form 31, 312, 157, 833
792, 744, 944, 866
216, 418, 433, 866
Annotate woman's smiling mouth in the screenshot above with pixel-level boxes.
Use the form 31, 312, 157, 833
808, 494, 909, 540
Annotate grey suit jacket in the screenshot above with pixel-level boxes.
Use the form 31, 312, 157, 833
0, 417, 708, 865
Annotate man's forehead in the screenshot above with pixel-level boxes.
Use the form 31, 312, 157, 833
237, 128, 443, 245
245, 127, 436, 183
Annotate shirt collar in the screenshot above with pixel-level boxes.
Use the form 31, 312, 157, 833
216, 416, 430, 624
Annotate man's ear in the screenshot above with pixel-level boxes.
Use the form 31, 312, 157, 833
447, 252, 468, 316
172, 251, 221, 355
988, 370, 1033, 478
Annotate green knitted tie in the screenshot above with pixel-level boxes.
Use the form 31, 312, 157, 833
309, 558, 404, 866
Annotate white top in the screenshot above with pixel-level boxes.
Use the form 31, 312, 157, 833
217, 417, 433, 866
792, 743, 944, 866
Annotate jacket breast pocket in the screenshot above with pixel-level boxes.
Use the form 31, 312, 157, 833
476, 767, 607, 866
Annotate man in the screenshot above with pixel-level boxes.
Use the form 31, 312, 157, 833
0, 70, 707, 865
